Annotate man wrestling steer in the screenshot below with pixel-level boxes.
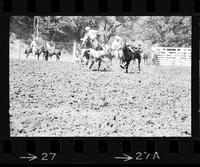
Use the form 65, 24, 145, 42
80, 26, 114, 70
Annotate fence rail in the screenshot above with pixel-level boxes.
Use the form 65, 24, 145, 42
153, 47, 191, 66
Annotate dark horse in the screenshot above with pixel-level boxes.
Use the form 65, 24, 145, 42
120, 43, 141, 73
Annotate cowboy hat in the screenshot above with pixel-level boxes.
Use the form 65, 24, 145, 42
126, 42, 130, 46
85, 27, 91, 31
115, 35, 122, 41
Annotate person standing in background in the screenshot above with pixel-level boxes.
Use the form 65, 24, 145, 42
137, 44, 143, 54
30, 38, 37, 57
46, 41, 51, 51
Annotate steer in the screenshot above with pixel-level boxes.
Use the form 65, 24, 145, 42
82, 48, 114, 72
79, 48, 91, 65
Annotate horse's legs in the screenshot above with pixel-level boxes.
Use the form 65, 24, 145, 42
119, 58, 122, 65
37, 53, 40, 60
26, 49, 32, 58
119, 59, 122, 67
88, 60, 94, 69
26, 53, 29, 59
120, 61, 125, 69
138, 57, 141, 71
125, 61, 130, 73
109, 59, 113, 71
32, 50, 36, 58
57, 55, 60, 61
133, 58, 135, 67
57, 54, 60, 61
45, 52, 48, 61
97, 60, 101, 72
85, 59, 89, 65
43, 53, 45, 60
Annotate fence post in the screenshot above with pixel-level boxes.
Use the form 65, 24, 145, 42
73, 41, 76, 62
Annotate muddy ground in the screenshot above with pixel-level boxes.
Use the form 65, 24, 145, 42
9, 59, 191, 137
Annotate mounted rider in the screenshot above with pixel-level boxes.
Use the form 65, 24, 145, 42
111, 35, 124, 58
111, 35, 123, 50
81, 26, 101, 50
124, 41, 134, 53
132, 44, 143, 54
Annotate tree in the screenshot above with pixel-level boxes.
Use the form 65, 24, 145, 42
10, 16, 191, 51
33, 16, 39, 39
133, 16, 191, 47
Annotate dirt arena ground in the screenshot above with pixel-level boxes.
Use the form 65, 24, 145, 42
9, 58, 191, 137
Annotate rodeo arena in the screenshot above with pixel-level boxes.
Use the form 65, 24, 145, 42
9, 16, 191, 137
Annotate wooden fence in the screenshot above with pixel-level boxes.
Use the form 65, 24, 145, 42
153, 47, 191, 66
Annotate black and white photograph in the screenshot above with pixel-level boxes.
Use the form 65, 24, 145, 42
9, 16, 191, 137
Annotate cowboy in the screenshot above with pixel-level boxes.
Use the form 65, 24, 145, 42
82, 27, 100, 44
111, 35, 123, 50
110, 35, 126, 66
131, 44, 142, 53
137, 44, 142, 53
84, 26, 100, 40
125, 41, 135, 53
111, 35, 124, 55
30, 38, 37, 57
150, 45, 157, 65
